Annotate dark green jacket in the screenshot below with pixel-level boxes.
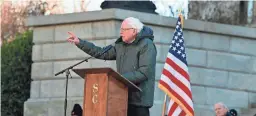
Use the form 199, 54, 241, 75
76, 26, 157, 107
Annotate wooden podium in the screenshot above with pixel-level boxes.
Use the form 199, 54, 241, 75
73, 68, 141, 116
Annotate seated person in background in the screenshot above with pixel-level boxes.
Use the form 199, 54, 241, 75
214, 102, 232, 116
229, 109, 237, 116
71, 104, 83, 116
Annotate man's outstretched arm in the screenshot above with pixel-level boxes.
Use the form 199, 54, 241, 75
67, 32, 116, 60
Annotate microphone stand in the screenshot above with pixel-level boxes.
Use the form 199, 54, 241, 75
54, 45, 112, 116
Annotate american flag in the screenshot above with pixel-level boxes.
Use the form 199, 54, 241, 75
158, 16, 194, 116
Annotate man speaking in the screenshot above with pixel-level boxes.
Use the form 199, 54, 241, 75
67, 17, 157, 116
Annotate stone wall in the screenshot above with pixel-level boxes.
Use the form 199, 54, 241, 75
188, 1, 256, 27
189, 1, 241, 25
25, 8, 256, 116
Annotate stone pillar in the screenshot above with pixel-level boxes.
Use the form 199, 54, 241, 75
252, 1, 256, 27
24, 8, 256, 116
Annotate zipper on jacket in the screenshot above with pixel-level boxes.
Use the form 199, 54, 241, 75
120, 45, 127, 73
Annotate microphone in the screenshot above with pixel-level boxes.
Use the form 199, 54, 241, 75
92, 43, 115, 58
54, 43, 115, 76
100, 43, 115, 55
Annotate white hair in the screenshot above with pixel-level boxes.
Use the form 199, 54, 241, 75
214, 102, 228, 109
124, 17, 144, 33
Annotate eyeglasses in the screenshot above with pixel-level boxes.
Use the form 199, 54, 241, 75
120, 28, 134, 32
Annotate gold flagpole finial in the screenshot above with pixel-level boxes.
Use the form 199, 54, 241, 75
178, 7, 184, 29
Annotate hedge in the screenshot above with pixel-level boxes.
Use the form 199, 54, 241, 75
1, 30, 33, 116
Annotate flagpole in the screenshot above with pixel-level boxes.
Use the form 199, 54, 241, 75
161, 94, 167, 116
